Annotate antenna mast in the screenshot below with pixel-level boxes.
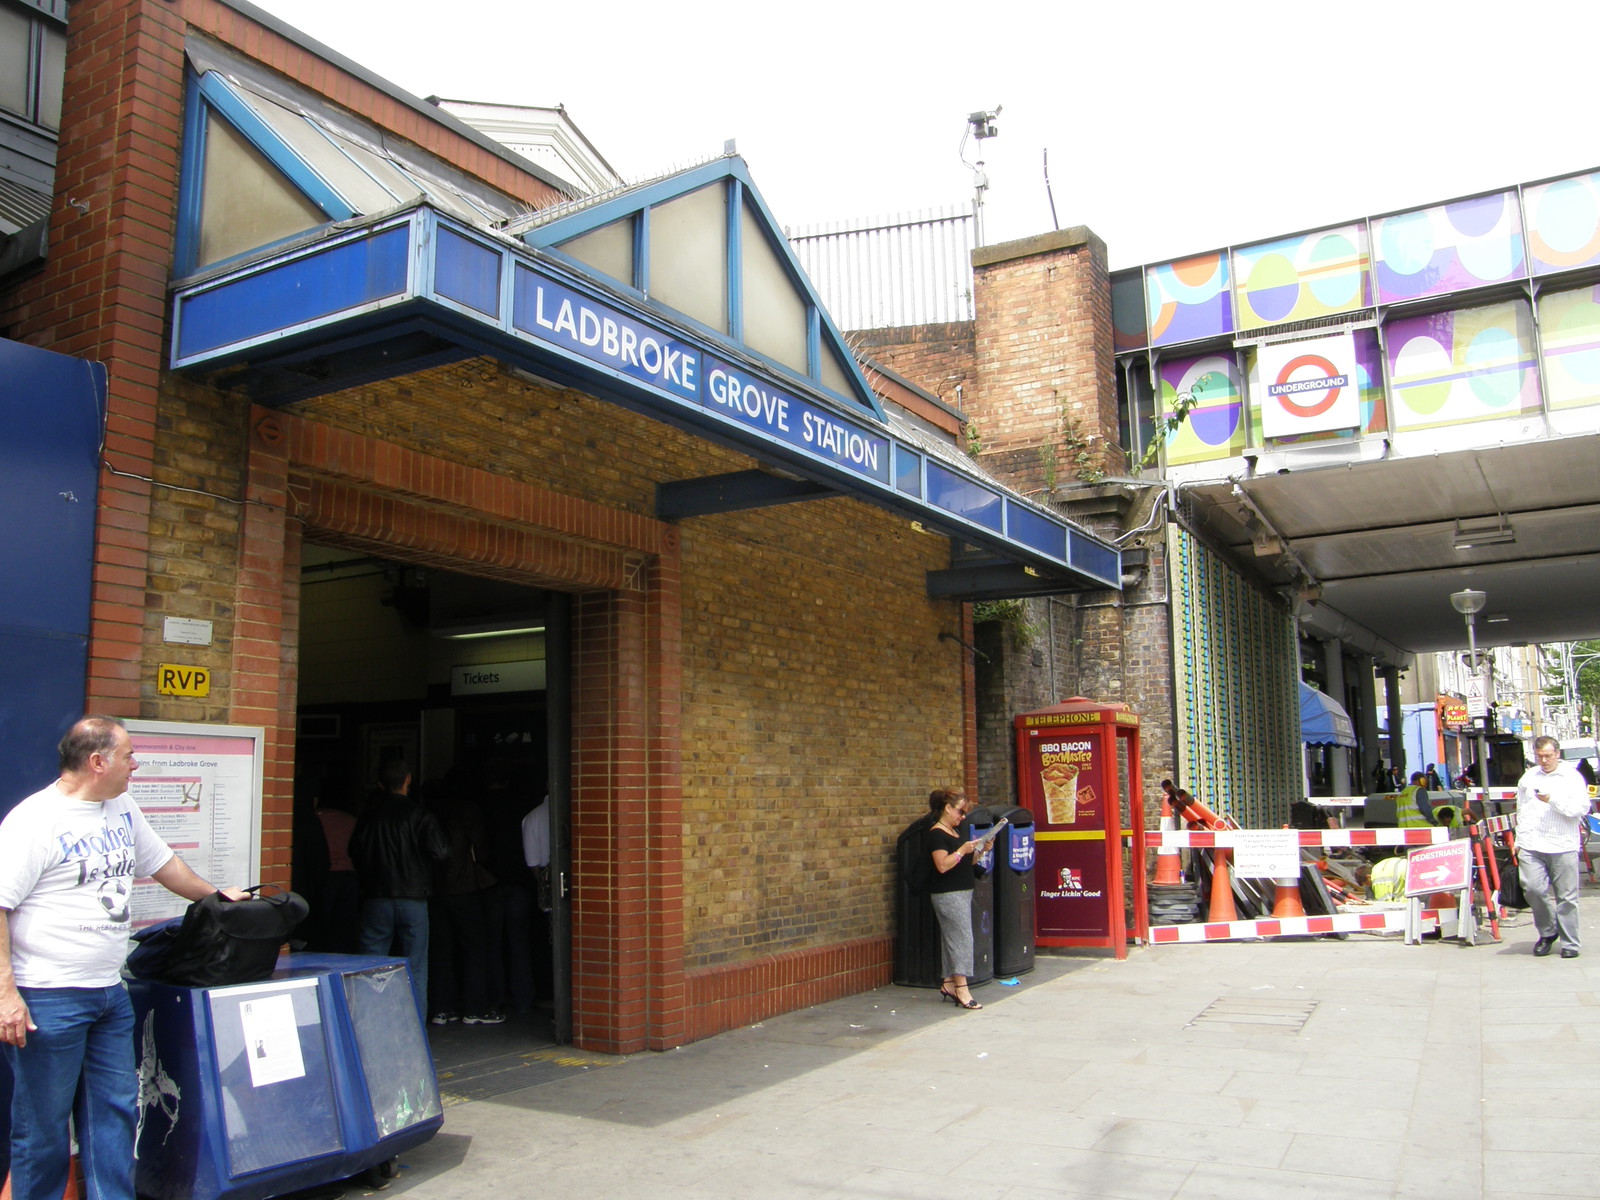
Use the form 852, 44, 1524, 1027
960, 106, 1001, 246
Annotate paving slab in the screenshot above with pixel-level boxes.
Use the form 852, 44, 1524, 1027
329, 880, 1600, 1200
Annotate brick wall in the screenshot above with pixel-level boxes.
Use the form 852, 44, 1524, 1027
853, 321, 976, 415
970, 228, 1125, 495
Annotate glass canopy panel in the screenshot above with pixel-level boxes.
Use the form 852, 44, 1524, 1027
233, 85, 397, 215
323, 130, 423, 208
558, 217, 635, 288
0, 8, 29, 117
198, 111, 326, 268
819, 337, 855, 397
738, 201, 807, 374
648, 184, 727, 333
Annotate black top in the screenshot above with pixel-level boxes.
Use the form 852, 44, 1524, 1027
922, 824, 974, 894
349, 791, 451, 899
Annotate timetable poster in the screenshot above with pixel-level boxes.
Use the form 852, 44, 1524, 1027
127, 721, 264, 924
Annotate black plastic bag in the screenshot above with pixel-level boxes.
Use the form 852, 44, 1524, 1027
127, 884, 308, 987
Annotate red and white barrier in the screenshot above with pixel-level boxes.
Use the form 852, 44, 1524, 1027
1157, 828, 1447, 849
1149, 908, 1416, 944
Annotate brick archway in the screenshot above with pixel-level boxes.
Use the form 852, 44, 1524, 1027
243, 407, 685, 1052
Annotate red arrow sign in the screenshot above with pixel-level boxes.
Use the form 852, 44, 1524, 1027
1405, 840, 1472, 896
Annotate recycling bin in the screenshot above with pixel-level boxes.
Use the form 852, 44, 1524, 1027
894, 806, 995, 988
893, 813, 942, 987
965, 805, 999, 986
990, 805, 1036, 976
127, 953, 443, 1200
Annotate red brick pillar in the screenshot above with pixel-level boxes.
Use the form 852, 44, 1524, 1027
13, 0, 189, 713
970, 227, 1124, 495
236, 410, 300, 878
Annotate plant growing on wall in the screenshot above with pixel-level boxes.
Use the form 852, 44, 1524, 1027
972, 598, 1042, 646
1138, 371, 1216, 471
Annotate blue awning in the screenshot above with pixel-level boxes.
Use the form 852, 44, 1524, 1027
1300, 682, 1356, 747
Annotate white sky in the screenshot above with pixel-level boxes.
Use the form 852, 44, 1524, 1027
252, 0, 1599, 270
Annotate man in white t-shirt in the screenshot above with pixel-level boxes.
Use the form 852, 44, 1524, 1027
1516, 735, 1591, 959
0, 716, 245, 1200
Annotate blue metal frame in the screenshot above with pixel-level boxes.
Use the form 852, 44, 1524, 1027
168, 207, 1121, 591
521, 157, 887, 423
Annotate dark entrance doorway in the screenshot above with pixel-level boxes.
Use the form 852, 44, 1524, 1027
292, 545, 571, 1065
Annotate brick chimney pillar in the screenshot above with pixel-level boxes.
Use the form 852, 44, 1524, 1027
969, 227, 1124, 497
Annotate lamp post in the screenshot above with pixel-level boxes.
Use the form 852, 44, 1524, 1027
1563, 646, 1600, 743
1450, 589, 1492, 790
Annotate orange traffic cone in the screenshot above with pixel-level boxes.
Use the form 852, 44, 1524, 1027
1207, 848, 1238, 921
1153, 785, 1183, 886
1271, 875, 1306, 918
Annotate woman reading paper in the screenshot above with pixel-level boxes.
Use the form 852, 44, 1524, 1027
923, 788, 988, 1010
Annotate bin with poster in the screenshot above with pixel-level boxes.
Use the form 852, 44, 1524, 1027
1013, 698, 1145, 957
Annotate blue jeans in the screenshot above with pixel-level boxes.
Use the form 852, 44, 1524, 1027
3, 984, 136, 1200
358, 897, 430, 1016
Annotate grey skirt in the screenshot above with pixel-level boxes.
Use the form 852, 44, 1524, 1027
929, 889, 974, 978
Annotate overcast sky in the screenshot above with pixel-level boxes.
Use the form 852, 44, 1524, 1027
252, 0, 1598, 269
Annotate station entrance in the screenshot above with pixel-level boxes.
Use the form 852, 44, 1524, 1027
291, 543, 571, 1064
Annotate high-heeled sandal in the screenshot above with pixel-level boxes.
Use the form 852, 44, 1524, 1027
953, 991, 982, 1010
939, 984, 959, 1004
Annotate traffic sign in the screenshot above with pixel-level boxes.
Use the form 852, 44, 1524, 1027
1405, 840, 1472, 896
1465, 678, 1487, 720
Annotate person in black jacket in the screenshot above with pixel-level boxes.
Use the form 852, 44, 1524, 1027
349, 759, 449, 1019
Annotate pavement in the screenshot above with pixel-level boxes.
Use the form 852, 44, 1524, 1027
361, 882, 1600, 1200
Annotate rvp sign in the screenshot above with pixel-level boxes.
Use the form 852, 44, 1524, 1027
1405, 840, 1472, 896
157, 663, 211, 698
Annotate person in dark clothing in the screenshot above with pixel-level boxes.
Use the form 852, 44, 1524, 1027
425, 772, 501, 1026
481, 759, 537, 1014
349, 760, 449, 1018
922, 788, 986, 1011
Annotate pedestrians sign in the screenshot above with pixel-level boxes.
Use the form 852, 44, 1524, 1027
1405, 840, 1472, 896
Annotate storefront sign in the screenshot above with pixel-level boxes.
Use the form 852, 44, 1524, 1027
1437, 695, 1469, 730
512, 267, 891, 486
1259, 332, 1360, 438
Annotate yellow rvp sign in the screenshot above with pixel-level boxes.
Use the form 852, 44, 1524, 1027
157, 663, 211, 697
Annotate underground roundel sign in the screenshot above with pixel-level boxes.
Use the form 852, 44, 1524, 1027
1258, 333, 1360, 439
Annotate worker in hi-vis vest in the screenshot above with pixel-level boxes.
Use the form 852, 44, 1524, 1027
1395, 771, 1439, 828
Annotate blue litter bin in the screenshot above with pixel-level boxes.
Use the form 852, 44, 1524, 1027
129, 953, 443, 1200
966, 806, 999, 986
991, 805, 1036, 976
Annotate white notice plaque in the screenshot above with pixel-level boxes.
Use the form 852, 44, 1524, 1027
1231, 829, 1300, 879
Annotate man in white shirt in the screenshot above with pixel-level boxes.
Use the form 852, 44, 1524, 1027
1515, 735, 1591, 959
0, 716, 245, 1200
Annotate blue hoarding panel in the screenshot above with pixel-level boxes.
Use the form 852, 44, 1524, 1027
0, 338, 102, 817
1006, 503, 1068, 561
434, 227, 501, 318
926, 460, 1003, 532
177, 227, 410, 360
1069, 535, 1120, 585
895, 445, 922, 497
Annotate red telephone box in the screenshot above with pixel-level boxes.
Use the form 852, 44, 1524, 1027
1013, 698, 1146, 957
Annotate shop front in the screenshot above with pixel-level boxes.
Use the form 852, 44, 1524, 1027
1, 1, 1122, 1054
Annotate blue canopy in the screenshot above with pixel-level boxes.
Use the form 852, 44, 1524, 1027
1299, 682, 1356, 747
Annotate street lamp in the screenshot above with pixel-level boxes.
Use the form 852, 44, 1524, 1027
1450, 589, 1492, 791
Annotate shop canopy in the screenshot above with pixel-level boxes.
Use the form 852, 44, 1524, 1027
1299, 682, 1356, 747
164, 39, 1121, 601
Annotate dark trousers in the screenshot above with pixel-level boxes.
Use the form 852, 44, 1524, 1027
428, 890, 493, 1015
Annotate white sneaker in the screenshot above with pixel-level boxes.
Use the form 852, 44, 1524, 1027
462, 1011, 506, 1025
